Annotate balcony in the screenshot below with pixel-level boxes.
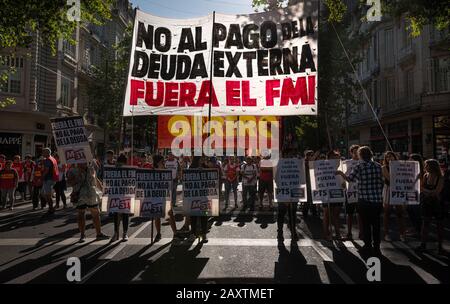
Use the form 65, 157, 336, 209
398, 43, 416, 66
383, 94, 421, 115
429, 27, 449, 50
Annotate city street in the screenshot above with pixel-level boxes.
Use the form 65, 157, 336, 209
0, 191, 448, 284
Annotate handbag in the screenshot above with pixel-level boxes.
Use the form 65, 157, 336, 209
70, 169, 87, 204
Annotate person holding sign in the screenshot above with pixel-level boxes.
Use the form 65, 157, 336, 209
241, 157, 258, 211
188, 156, 209, 243
336, 146, 384, 256
323, 151, 344, 241
67, 162, 109, 243
418, 159, 445, 254
111, 154, 131, 242
223, 157, 240, 210
152, 154, 178, 242
345, 144, 363, 240
259, 154, 274, 210
382, 151, 406, 242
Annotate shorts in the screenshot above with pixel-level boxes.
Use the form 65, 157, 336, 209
76, 204, 99, 210
258, 180, 273, 195
41, 180, 55, 195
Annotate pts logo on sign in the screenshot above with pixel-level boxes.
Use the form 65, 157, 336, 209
191, 200, 211, 211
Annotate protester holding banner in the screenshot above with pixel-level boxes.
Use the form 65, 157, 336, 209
345, 144, 363, 240
323, 151, 344, 241
259, 155, 274, 210
382, 151, 406, 242
302, 150, 318, 217
111, 154, 131, 242
41, 148, 58, 215
12, 155, 26, 201
165, 152, 180, 207
152, 154, 178, 242
0, 160, 19, 210
241, 157, 258, 211
23, 155, 35, 200
53, 153, 67, 209
276, 149, 300, 242
188, 156, 209, 243
223, 157, 240, 210
407, 153, 425, 236
337, 146, 384, 256
31, 159, 45, 210
418, 159, 445, 254
67, 161, 109, 243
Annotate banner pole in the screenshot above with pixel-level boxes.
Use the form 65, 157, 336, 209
206, 11, 216, 156
151, 218, 154, 244
131, 106, 134, 164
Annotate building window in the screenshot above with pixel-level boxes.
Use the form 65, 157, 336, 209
61, 78, 71, 107
404, 69, 414, 102
384, 28, 394, 67
0, 55, 24, 94
373, 80, 378, 108
432, 57, 450, 92
63, 39, 76, 58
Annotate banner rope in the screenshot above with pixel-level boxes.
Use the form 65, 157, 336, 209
330, 22, 393, 152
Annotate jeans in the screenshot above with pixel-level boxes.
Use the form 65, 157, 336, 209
1, 188, 16, 208
359, 201, 382, 248
32, 186, 44, 208
54, 180, 67, 207
191, 216, 208, 236
224, 180, 238, 206
171, 179, 178, 207
243, 185, 256, 209
113, 213, 129, 234
277, 202, 298, 234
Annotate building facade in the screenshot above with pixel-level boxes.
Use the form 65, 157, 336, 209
348, 5, 449, 160
0, 0, 133, 159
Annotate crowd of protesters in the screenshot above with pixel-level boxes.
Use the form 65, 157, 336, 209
0, 144, 449, 255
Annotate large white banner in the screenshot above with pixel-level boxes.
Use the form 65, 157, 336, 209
341, 160, 359, 203
123, 2, 318, 117
310, 159, 345, 204
389, 160, 420, 205
274, 158, 307, 202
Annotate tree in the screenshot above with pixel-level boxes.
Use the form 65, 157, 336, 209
86, 24, 133, 152
0, 0, 113, 108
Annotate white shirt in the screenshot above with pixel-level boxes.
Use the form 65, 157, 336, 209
165, 159, 179, 180
242, 163, 258, 186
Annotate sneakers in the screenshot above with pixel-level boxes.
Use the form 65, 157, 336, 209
154, 233, 162, 242
9, 207, 14, 211
79, 234, 86, 243
383, 234, 392, 242
95, 233, 109, 241
122, 233, 129, 242
110, 233, 119, 242
201, 234, 208, 243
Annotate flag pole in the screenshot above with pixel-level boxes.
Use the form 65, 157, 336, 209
207, 11, 216, 156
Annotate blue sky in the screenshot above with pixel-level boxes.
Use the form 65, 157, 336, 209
131, 0, 257, 18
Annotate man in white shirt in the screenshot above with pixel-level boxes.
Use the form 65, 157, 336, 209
241, 157, 258, 211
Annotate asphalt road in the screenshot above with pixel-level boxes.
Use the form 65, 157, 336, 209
0, 190, 449, 284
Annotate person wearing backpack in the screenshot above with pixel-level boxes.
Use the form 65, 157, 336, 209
0, 160, 19, 210
41, 148, 59, 215
241, 157, 258, 211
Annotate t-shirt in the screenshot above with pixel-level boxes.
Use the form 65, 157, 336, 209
224, 164, 240, 182
43, 158, 54, 181
165, 159, 179, 180
24, 161, 35, 181
259, 159, 273, 182
12, 162, 24, 182
242, 163, 258, 186
0, 169, 18, 189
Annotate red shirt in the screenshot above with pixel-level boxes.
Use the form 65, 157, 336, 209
0, 168, 18, 189
24, 160, 35, 181
224, 164, 239, 182
0, 160, 5, 170
12, 162, 24, 181
32, 166, 43, 187
142, 162, 153, 169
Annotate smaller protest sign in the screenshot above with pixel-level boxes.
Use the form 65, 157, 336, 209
389, 160, 420, 205
50, 116, 93, 164
182, 169, 219, 216
342, 160, 359, 203
135, 168, 172, 218
274, 158, 306, 203
101, 166, 136, 214
310, 159, 345, 204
